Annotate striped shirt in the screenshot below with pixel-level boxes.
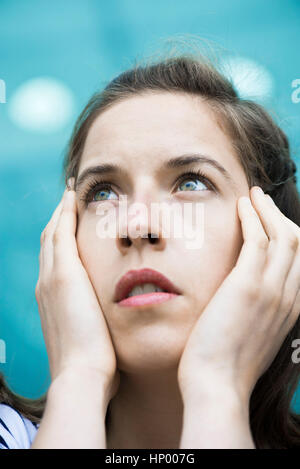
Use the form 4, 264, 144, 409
0, 403, 39, 449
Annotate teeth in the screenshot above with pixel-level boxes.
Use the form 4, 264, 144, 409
127, 283, 165, 298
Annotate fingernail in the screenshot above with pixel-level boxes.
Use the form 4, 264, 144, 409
63, 189, 74, 207
253, 186, 264, 195
67, 177, 75, 190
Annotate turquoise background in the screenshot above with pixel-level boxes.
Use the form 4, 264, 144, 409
0, 0, 300, 411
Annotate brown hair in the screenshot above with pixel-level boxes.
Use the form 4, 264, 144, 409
1, 42, 300, 448
0, 373, 46, 424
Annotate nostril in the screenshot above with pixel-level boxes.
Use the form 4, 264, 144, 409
119, 233, 160, 247
148, 233, 159, 244
120, 236, 132, 247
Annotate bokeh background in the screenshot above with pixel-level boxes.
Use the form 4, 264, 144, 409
0, 0, 300, 410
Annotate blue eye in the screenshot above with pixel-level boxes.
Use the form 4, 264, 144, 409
176, 171, 211, 192
177, 178, 207, 192
81, 170, 215, 206
93, 185, 118, 201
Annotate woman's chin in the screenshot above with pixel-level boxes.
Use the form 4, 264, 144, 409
105, 298, 196, 373
113, 334, 188, 374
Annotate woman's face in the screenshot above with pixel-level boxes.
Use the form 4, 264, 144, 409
75, 92, 249, 373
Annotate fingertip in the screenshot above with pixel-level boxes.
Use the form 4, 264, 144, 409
238, 196, 252, 209
62, 186, 69, 199
67, 177, 75, 191
63, 188, 76, 210
251, 185, 263, 195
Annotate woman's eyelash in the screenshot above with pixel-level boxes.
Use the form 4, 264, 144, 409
174, 170, 215, 192
79, 170, 216, 204
79, 177, 116, 204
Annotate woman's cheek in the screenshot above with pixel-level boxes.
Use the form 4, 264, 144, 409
180, 204, 243, 314
76, 212, 114, 293
203, 205, 243, 286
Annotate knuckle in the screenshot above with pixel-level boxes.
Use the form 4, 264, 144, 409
245, 283, 261, 302
264, 281, 281, 307
245, 237, 268, 252
40, 229, 46, 245
256, 236, 269, 251
271, 293, 282, 308
53, 268, 68, 286
52, 229, 62, 245
36, 278, 46, 293
233, 274, 260, 301
286, 233, 299, 253
35, 281, 41, 301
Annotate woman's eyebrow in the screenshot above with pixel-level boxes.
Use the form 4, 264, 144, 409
75, 153, 236, 191
76, 163, 123, 191
164, 154, 235, 185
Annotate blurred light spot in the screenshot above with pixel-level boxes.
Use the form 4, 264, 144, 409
0, 339, 6, 364
220, 56, 274, 101
8, 77, 75, 133
0, 79, 6, 103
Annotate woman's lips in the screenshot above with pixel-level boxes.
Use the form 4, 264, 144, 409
114, 267, 182, 306
117, 292, 179, 307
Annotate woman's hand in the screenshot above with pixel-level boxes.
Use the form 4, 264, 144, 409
177, 186, 300, 405
35, 182, 120, 404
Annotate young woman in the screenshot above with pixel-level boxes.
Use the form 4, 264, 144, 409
1, 51, 300, 449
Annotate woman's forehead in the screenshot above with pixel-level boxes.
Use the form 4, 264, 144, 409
80, 92, 236, 170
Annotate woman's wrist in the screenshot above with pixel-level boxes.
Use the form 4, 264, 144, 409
179, 366, 252, 411
32, 367, 110, 448
179, 380, 254, 449
48, 366, 113, 413
181, 380, 249, 420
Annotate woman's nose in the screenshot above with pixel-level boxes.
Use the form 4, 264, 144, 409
118, 231, 165, 251
116, 200, 167, 253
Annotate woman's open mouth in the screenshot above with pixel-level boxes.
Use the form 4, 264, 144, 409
114, 268, 182, 308
118, 289, 179, 307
